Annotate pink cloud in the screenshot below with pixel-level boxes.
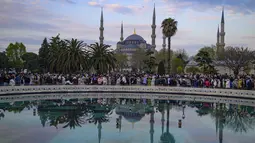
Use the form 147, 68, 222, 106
88, 1, 99, 6
87, 1, 144, 14
190, 15, 218, 21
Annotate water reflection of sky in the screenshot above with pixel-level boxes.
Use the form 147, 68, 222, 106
0, 101, 255, 143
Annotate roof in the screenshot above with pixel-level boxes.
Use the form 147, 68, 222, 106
186, 59, 198, 66
124, 44, 140, 48
125, 34, 145, 41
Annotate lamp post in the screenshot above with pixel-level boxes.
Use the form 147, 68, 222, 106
182, 104, 186, 119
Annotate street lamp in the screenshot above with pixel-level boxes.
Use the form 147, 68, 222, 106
182, 104, 186, 119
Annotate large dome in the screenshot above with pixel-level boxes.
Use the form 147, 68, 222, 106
125, 34, 145, 41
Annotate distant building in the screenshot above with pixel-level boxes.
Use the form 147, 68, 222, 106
115, 29, 153, 71
185, 8, 234, 75
114, 5, 157, 71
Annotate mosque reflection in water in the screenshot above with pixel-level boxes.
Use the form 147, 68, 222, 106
0, 98, 255, 143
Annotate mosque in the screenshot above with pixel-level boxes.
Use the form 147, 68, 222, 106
98, 5, 239, 74
98, 5, 159, 71
185, 8, 232, 74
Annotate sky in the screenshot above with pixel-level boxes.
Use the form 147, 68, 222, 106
0, 0, 255, 56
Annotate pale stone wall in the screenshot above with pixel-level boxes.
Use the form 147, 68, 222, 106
0, 85, 255, 99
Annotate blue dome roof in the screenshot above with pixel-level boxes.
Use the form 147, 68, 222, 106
125, 34, 145, 41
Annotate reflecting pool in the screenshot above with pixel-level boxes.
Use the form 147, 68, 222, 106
0, 93, 255, 143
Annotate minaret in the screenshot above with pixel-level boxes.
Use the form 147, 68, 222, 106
99, 7, 104, 45
120, 21, 124, 42
150, 110, 155, 143
161, 104, 165, 134
216, 25, 220, 47
216, 25, 220, 55
151, 3, 156, 50
220, 7, 225, 49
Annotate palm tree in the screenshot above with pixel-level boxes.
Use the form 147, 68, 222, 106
47, 35, 88, 73
58, 39, 88, 73
87, 103, 114, 143
62, 105, 87, 129
159, 103, 175, 143
37, 100, 88, 129
88, 42, 116, 74
161, 18, 178, 74
48, 34, 65, 73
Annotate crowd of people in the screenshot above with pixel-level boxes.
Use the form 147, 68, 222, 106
0, 72, 254, 90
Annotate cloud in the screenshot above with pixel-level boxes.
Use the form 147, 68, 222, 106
161, 0, 255, 15
88, 1, 99, 6
0, 0, 196, 53
49, 0, 76, 4
87, 1, 144, 14
189, 15, 218, 21
1, 0, 253, 55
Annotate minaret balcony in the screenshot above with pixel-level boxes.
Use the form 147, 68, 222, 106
219, 43, 225, 47
220, 32, 225, 36
151, 25, 156, 28
151, 35, 156, 38
99, 27, 104, 30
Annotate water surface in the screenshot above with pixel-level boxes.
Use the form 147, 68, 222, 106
0, 93, 255, 143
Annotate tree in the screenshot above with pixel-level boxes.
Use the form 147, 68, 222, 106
143, 49, 157, 73
221, 46, 255, 76
199, 46, 216, 60
47, 34, 89, 73
161, 18, 178, 74
88, 42, 116, 74
6, 42, 26, 70
155, 48, 168, 64
195, 50, 216, 74
38, 38, 49, 72
48, 34, 65, 73
174, 49, 189, 64
159, 103, 175, 143
176, 66, 183, 74
21, 52, 39, 72
131, 48, 147, 72
185, 66, 200, 74
155, 49, 174, 73
171, 57, 184, 74
60, 39, 88, 73
114, 53, 128, 71
0, 52, 9, 70
157, 60, 165, 75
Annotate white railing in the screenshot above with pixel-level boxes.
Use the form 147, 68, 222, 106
0, 85, 255, 99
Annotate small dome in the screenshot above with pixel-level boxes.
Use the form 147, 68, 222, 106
125, 34, 145, 41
